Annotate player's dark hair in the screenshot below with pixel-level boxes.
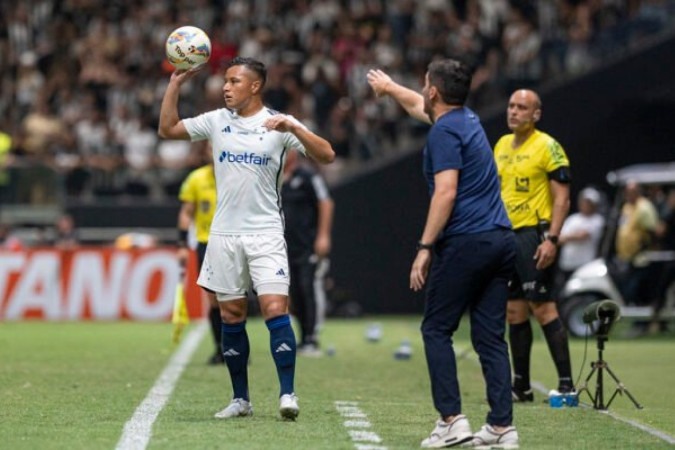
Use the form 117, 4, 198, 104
427, 59, 472, 106
228, 56, 267, 88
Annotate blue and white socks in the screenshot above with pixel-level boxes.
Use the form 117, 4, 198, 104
266, 314, 297, 396
221, 321, 250, 400
221, 315, 297, 401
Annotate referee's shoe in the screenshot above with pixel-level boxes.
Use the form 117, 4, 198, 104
511, 387, 534, 403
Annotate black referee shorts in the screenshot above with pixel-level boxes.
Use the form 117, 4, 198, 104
508, 227, 556, 302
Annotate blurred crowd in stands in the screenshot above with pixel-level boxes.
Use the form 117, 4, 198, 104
1, 0, 674, 204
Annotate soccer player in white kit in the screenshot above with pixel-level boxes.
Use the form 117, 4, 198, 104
159, 57, 335, 421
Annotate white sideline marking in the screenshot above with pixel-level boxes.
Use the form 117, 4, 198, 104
335, 401, 387, 450
603, 410, 675, 445
458, 346, 675, 445
116, 323, 207, 450
530, 381, 675, 445
349, 431, 382, 443
344, 420, 372, 428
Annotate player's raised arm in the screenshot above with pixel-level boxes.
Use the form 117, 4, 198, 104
367, 69, 432, 125
158, 69, 202, 140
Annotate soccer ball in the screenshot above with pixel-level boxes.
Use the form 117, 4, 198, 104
165, 26, 211, 70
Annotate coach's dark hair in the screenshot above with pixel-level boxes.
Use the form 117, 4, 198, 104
228, 56, 267, 88
427, 59, 472, 106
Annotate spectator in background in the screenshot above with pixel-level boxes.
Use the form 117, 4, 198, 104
15, 51, 45, 120
282, 149, 334, 357
615, 180, 659, 304
157, 138, 192, 197
0, 126, 13, 202
114, 231, 158, 250
0, 223, 24, 251
372, 24, 401, 69
74, 107, 118, 197
656, 189, 675, 251
18, 98, 66, 203
0, 0, 671, 205
123, 115, 158, 198
502, 5, 543, 91
176, 143, 222, 365
565, 1, 595, 75
649, 188, 675, 333
555, 187, 605, 296
52, 214, 79, 250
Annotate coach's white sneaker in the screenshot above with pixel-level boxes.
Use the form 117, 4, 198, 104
421, 415, 473, 448
469, 424, 519, 449
279, 393, 299, 420
214, 398, 253, 419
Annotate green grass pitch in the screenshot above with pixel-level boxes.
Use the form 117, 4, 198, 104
1, 317, 674, 449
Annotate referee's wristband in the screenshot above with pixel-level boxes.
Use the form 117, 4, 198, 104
177, 229, 188, 247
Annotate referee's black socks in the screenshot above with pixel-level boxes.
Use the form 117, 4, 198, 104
542, 318, 574, 392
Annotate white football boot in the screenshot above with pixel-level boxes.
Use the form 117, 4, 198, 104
214, 398, 253, 419
279, 393, 299, 420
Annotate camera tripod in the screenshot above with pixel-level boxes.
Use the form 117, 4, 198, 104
577, 333, 643, 410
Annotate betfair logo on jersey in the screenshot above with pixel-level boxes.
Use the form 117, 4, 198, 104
218, 151, 271, 166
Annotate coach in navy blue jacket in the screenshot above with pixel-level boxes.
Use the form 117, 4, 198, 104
368, 60, 519, 448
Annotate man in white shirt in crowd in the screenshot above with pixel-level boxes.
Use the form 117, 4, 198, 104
556, 187, 605, 295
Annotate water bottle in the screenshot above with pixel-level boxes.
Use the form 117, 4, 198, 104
564, 391, 579, 407
365, 323, 382, 342
394, 339, 412, 360
548, 390, 564, 408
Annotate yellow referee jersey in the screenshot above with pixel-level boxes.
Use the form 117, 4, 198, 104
494, 129, 569, 229
178, 164, 216, 243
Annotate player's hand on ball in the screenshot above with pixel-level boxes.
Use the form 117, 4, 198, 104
367, 69, 392, 97
170, 66, 203, 85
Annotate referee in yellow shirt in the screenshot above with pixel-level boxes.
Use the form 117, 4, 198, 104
177, 145, 221, 364
494, 89, 573, 402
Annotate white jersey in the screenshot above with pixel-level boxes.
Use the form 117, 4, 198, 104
183, 107, 306, 235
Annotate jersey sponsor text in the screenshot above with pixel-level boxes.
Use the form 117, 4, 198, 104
218, 150, 271, 166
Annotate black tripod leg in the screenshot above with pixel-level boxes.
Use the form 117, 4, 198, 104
604, 364, 643, 410
596, 363, 605, 410
577, 363, 598, 405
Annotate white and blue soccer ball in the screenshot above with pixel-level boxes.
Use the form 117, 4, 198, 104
165, 26, 211, 70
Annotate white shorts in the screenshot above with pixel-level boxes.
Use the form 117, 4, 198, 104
197, 233, 290, 301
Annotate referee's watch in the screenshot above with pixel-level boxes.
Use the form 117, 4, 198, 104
546, 235, 559, 245
416, 241, 434, 251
